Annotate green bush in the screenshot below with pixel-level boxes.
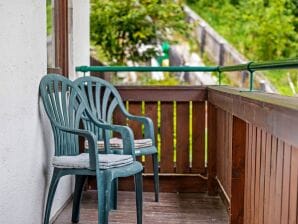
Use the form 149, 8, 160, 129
91, 0, 189, 65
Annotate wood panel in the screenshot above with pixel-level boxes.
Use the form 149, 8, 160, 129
118, 175, 207, 193
268, 136, 278, 224
242, 126, 298, 224
176, 102, 190, 173
191, 102, 206, 173
144, 102, 158, 173
113, 106, 127, 138
230, 116, 246, 224
127, 102, 143, 164
54, 191, 228, 224
207, 102, 217, 195
111, 87, 208, 192
209, 86, 298, 224
117, 86, 207, 102
263, 131, 272, 224
215, 108, 232, 200
160, 103, 174, 173
254, 128, 261, 224
127, 102, 143, 139
208, 86, 298, 147
54, 0, 68, 76
289, 147, 298, 223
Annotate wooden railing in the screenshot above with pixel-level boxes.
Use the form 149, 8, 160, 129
84, 84, 298, 224
208, 86, 298, 224
116, 86, 207, 193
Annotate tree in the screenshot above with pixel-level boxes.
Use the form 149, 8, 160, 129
90, 0, 189, 65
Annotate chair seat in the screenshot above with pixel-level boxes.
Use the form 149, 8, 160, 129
85, 137, 153, 150
52, 153, 133, 169
112, 145, 157, 156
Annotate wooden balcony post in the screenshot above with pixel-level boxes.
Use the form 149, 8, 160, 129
54, 0, 69, 76
231, 116, 246, 224
207, 103, 217, 195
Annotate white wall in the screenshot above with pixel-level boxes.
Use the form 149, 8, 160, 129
0, 0, 90, 223
69, 0, 90, 79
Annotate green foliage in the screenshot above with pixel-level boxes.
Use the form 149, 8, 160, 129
46, 0, 52, 35
140, 72, 180, 85
188, 0, 298, 95
90, 0, 189, 65
188, 0, 298, 61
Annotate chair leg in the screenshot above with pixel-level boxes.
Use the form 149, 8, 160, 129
135, 171, 143, 224
96, 173, 110, 224
152, 153, 159, 202
71, 175, 87, 223
110, 178, 118, 210
43, 169, 61, 224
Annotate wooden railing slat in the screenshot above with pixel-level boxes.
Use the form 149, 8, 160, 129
207, 103, 217, 195
128, 102, 143, 164
128, 102, 143, 139
247, 125, 254, 223
244, 123, 252, 224
258, 129, 266, 224
267, 136, 278, 224
176, 102, 190, 174
216, 109, 223, 190
289, 147, 298, 224
144, 102, 158, 173
227, 112, 232, 197
273, 139, 284, 223
160, 103, 174, 173
253, 127, 262, 224
263, 131, 272, 224
250, 125, 257, 222
231, 116, 246, 224
191, 102, 205, 173
113, 106, 127, 138
280, 143, 291, 223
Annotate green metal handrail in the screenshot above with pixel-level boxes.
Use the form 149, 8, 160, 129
76, 58, 298, 92
75, 65, 218, 72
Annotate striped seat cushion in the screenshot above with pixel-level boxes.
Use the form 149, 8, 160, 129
85, 137, 153, 150
52, 153, 133, 169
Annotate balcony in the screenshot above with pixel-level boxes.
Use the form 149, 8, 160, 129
52, 62, 298, 223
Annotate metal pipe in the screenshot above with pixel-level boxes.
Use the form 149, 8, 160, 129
76, 65, 218, 73
76, 59, 298, 73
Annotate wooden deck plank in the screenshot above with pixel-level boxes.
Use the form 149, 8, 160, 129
53, 191, 229, 224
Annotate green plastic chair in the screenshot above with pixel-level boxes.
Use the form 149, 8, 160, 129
74, 76, 159, 206
40, 74, 143, 224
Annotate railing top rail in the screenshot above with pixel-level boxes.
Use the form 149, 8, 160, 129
75, 65, 218, 72
76, 58, 298, 73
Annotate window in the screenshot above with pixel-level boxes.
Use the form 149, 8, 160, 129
47, 0, 69, 76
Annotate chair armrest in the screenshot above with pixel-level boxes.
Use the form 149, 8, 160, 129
122, 111, 155, 144
55, 124, 98, 170
85, 115, 136, 158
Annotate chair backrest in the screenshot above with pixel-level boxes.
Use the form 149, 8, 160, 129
74, 76, 126, 141
39, 74, 87, 156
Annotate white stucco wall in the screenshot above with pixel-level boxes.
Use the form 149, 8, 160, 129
69, 0, 90, 79
0, 1, 90, 223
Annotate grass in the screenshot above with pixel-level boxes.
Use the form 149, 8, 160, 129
187, 1, 298, 96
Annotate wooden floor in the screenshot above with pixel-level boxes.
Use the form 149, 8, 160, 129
53, 191, 228, 224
